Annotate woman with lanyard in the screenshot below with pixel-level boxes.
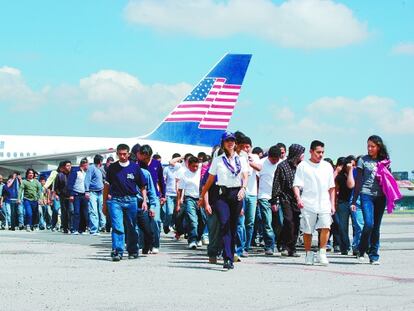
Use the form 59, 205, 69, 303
199, 132, 248, 270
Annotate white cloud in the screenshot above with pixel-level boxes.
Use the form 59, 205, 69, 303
307, 96, 414, 134
392, 42, 414, 55
124, 0, 368, 49
0, 66, 46, 110
0, 66, 192, 131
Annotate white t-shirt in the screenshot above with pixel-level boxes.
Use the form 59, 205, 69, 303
293, 159, 335, 214
258, 157, 280, 200
178, 167, 201, 198
209, 153, 248, 188
246, 153, 260, 196
163, 165, 180, 196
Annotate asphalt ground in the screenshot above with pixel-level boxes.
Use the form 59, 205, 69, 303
0, 214, 413, 311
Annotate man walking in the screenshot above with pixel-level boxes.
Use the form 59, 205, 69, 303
106, 144, 147, 261
270, 144, 305, 257
293, 140, 336, 266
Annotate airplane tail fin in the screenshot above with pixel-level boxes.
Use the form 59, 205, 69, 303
143, 54, 252, 147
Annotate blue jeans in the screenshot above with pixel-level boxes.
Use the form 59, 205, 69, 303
244, 195, 257, 251
10, 201, 24, 228
336, 201, 351, 252
236, 213, 246, 256
351, 203, 364, 251
1, 202, 11, 227
163, 195, 176, 230
259, 199, 275, 251
23, 199, 39, 227
71, 194, 89, 233
88, 191, 104, 234
184, 197, 199, 243
108, 196, 139, 256
51, 198, 61, 229
39, 205, 52, 229
359, 194, 386, 261
151, 199, 161, 248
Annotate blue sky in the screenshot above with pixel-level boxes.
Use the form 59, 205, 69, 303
0, 0, 413, 171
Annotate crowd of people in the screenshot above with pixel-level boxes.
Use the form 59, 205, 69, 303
0, 132, 400, 269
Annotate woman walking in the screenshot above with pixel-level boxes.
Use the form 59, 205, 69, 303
351, 135, 390, 264
199, 132, 248, 270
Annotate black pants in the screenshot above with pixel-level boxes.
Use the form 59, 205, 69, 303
280, 199, 301, 253
137, 207, 153, 253
60, 198, 71, 233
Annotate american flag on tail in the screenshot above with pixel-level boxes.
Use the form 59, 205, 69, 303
164, 77, 241, 130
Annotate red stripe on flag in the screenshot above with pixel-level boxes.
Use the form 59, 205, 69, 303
216, 78, 226, 82
199, 124, 228, 129
214, 98, 237, 103
222, 84, 241, 89
218, 91, 239, 96
211, 104, 235, 109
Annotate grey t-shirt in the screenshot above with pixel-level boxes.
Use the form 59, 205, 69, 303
357, 155, 383, 197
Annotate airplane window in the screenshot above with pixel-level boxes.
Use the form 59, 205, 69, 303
33, 152, 37, 156
13, 152, 17, 157
7, 152, 11, 157
27, 152, 30, 156
0, 152, 3, 157
20, 152, 24, 157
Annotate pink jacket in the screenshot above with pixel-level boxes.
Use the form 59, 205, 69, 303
376, 160, 402, 214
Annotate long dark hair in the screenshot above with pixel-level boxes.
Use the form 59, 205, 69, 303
368, 135, 389, 161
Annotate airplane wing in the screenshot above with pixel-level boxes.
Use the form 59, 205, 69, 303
0, 148, 114, 174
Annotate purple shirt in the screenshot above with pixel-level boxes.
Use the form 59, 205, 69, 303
139, 159, 166, 198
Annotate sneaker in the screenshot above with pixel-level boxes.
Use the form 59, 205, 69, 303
288, 252, 300, 258
357, 254, 366, 263
208, 257, 217, 264
305, 251, 315, 265
370, 260, 380, 265
265, 249, 274, 256
341, 250, 349, 256
128, 253, 139, 259
333, 245, 341, 253
196, 240, 203, 247
91, 232, 100, 236
26, 226, 31, 232
318, 249, 329, 266
111, 251, 122, 262
240, 251, 249, 258
188, 241, 197, 250
281, 250, 289, 257
202, 237, 210, 245
151, 247, 159, 254
234, 255, 241, 262
72, 231, 79, 235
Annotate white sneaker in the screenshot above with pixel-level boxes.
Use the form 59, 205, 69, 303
357, 254, 366, 264
151, 247, 159, 254
265, 249, 274, 256
370, 260, 380, 265
202, 237, 210, 245
196, 240, 203, 247
188, 241, 197, 250
305, 251, 314, 265
318, 249, 329, 266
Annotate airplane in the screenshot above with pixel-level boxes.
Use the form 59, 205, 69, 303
0, 53, 252, 175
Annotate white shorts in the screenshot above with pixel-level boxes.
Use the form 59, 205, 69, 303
300, 210, 332, 234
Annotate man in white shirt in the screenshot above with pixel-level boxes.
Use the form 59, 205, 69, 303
177, 156, 202, 249
293, 140, 336, 266
258, 145, 282, 255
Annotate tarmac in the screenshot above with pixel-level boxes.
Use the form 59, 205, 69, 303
0, 214, 413, 311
